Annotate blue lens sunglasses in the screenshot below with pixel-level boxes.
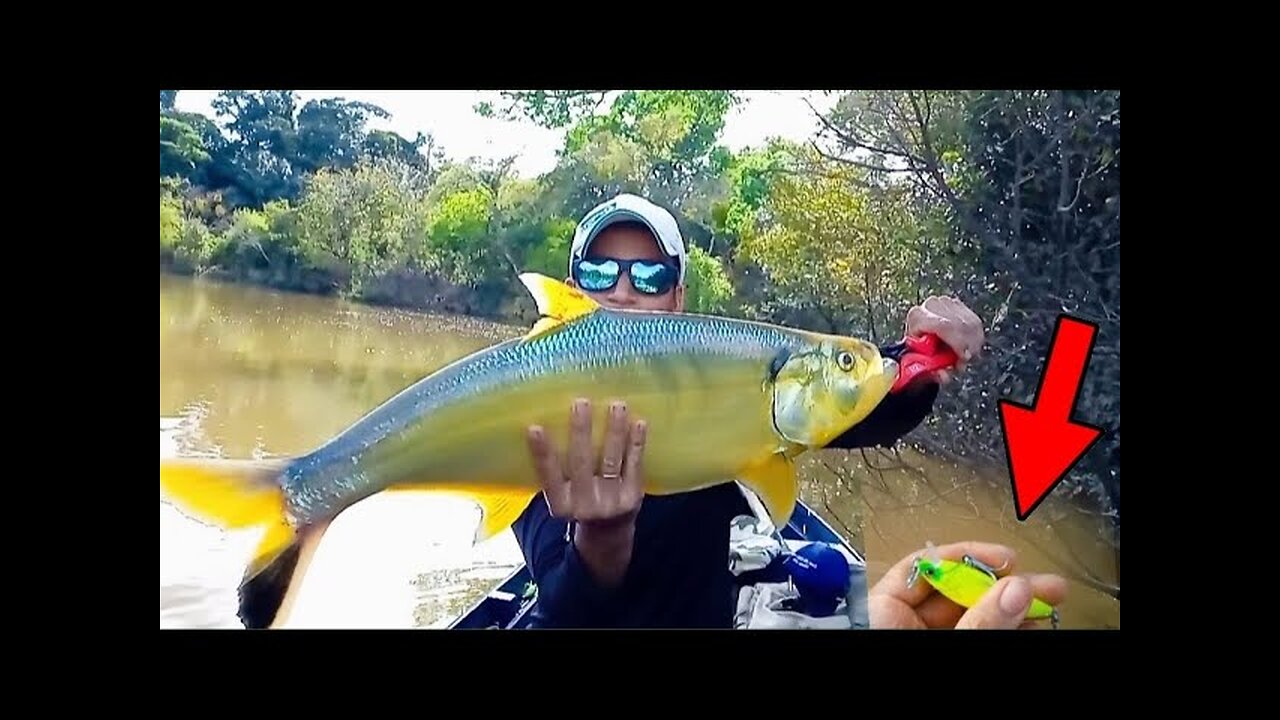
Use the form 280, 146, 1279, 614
572, 256, 680, 295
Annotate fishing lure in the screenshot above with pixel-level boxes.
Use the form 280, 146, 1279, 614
883, 334, 959, 394
907, 542, 1060, 629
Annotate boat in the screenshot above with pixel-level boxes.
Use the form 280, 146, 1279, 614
448, 485, 869, 629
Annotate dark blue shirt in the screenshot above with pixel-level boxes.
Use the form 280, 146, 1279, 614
510, 378, 939, 628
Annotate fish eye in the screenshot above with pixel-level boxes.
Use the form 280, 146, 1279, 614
836, 350, 855, 372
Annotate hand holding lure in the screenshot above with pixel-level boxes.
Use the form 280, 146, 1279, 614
906, 542, 1061, 629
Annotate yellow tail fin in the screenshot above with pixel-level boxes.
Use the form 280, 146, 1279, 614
159, 457, 288, 529
160, 457, 326, 629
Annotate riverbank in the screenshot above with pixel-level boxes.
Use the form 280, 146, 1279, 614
160, 254, 538, 326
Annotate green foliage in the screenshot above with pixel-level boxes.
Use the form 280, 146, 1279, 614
522, 217, 576, 278
160, 115, 211, 178
683, 245, 733, 315
294, 159, 430, 294
160, 183, 184, 251
475, 91, 612, 129
425, 186, 497, 285
561, 91, 739, 193
173, 215, 222, 272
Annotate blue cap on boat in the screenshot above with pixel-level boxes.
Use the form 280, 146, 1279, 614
783, 543, 852, 617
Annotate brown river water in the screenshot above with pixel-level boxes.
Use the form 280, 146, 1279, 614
159, 272, 1120, 629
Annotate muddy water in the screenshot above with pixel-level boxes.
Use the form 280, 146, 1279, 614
849, 447, 1119, 629
160, 272, 1120, 629
160, 273, 529, 629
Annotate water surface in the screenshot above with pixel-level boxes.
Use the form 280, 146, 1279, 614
160, 272, 1120, 629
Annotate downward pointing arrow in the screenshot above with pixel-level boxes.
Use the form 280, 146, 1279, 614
998, 314, 1107, 522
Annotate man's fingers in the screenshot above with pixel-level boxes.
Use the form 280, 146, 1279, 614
1024, 572, 1069, 607
868, 594, 927, 630
527, 426, 568, 515
870, 541, 1018, 607
600, 401, 629, 481
904, 305, 927, 335
955, 576, 1035, 630
905, 296, 983, 370
566, 398, 596, 505
620, 419, 647, 509
914, 593, 967, 628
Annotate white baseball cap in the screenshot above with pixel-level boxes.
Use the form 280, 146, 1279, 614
569, 193, 688, 285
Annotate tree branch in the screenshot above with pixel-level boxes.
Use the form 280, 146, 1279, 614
803, 97, 914, 161
808, 141, 913, 175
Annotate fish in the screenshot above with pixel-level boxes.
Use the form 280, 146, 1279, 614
159, 272, 901, 629
907, 542, 1060, 628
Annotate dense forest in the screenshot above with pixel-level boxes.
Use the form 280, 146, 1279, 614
159, 89, 1120, 539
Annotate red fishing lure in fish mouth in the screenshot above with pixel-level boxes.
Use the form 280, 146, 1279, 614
883, 333, 960, 393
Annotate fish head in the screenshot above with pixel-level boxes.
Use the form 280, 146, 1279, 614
770, 334, 898, 449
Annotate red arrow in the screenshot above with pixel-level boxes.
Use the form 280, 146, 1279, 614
998, 314, 1106, 522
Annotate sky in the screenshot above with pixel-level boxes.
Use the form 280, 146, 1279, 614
172, 90, 841, 178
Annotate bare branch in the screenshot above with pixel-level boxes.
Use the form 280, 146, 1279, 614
803, 97, 915, 161
808, 141, 913, 175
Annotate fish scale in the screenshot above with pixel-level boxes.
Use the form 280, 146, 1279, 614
285, 310, 811, 522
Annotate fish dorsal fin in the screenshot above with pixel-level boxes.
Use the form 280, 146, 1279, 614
518, 272, 600, 340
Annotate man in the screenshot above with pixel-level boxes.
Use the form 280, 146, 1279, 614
510, 193, 1062, 629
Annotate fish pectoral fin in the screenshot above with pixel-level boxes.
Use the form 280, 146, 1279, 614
737, 453, 798, 531
386, 484, 539, 545
468, 488, 540, 544
518, 272, 600, 340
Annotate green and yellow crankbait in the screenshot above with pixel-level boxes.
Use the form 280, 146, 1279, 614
907, 542, 1060, 629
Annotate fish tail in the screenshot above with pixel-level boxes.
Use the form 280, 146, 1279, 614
159, 456, 329, 629
237, 520, 330, 629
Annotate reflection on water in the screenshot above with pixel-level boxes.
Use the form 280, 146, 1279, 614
160, 272, 1120, 629
160, 273, 525, 629
412, 564, 524, 628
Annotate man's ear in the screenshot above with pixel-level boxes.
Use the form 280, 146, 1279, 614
673, 284, 685, 312
565, 277, 578, 288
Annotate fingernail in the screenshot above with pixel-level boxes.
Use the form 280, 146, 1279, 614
999, 576, 1032, 616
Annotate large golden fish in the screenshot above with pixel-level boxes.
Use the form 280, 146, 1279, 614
159, 273, 899, 628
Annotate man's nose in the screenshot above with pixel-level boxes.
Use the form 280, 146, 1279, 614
606, 273, 640, 305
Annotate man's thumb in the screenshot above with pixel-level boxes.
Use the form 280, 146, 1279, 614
954, 576, 1032, 629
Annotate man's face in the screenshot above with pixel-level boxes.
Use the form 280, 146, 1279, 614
568, 225, 685, 312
